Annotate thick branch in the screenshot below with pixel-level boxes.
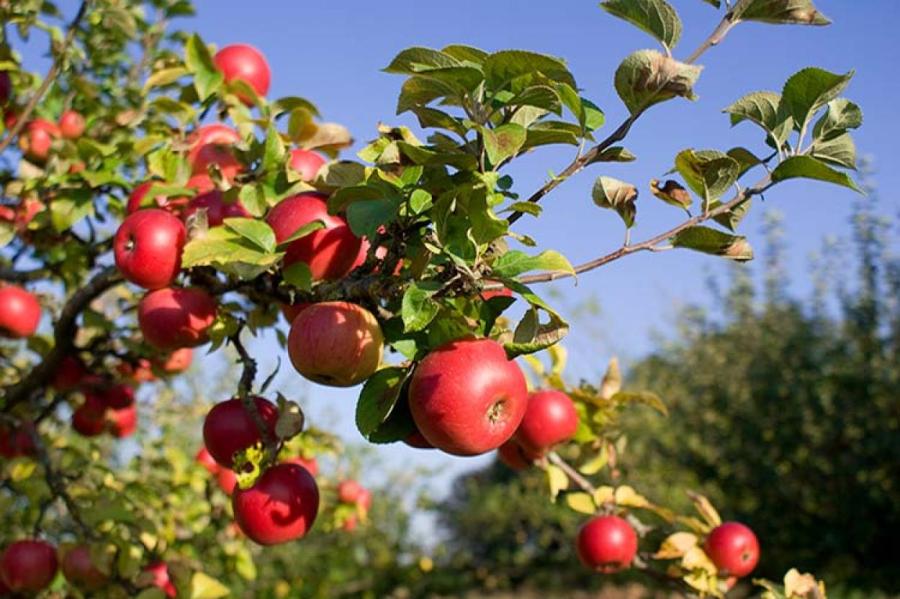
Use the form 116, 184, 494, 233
515, 176, 772, 286
2, 266, 122, 409
0, 266, 50, 282
0, 1, 90, 154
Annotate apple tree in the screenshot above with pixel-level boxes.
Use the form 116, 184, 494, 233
0, 0, 863, 596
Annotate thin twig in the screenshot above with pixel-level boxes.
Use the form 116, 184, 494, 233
547, 451, 597, 495
229, 326, 279, 463
0, 1, 90, 154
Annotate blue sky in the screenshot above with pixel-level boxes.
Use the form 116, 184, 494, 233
16, 2, 900, 503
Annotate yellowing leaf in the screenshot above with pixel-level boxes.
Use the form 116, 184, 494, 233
599, 357, 622, 399
785, 568, 826, 598
565, 492, 596, 514
615, 485, 651, 508
8, 459, 36, 482
683, 568, 722, 596
190, 571, 230, 599
681, 546, 717, 575
688, 491, 722, 528
654, 532, 699, 559
593, 485, 615, 505
578, 445, 608, 475
546, 464, 569, 500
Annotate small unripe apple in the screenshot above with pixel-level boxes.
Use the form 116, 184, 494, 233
52, 355, 87, 392
195, 446, 220, 474
337, 479, 362, 504
704, 521, 760, 578
409, 338, 528, 456
59, 110, 85, 139
515, 389, 579, 453
138, 287, 217, 350
142, 561, 176, 598
232, 463, 319, 545
576, 515, 638, 573
72, 396, 107, 437
157, 348, 193, 374
287, 302, 383, 387
186, 123, 242, 179
0, 284, 41, 338
114, 209, 186, 290
289, 149, 326, 182
266, 193, 366, 281
108, 404, 138, 438
214, 44, 271, 101
61, 544, 107, 590
183, 190, 250, 228
0, 539, 58, 593
0, 421, 36, 458
202, 397, 279, 468
497, 439, 541, 470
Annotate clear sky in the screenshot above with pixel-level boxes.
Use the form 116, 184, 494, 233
16, 1, 900, 503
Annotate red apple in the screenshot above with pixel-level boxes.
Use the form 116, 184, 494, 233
157, 348, 193, 374
59, 110, 85, 139
101, 384, 135, 409
0, 284, 41, 338
287, 302, 383, 387
497, 438, 541, 470
52, 356, 87, 392
337, 480, 362, 504
18, 118, 59, 162
576, 515, 638, 573
195, 446, 220, 474
480, 280, 513, 301
183, 190, 250, 228
284, 455, 318, 477
289, 149, 326, 182
356, 488, 372, 512
214, 44, 271, 100
138, 287, 217, 350
515, 390, 579, 453
117, 358, 156, 384
107, 404, 137, 438
232, 463, 319, 545
0, 421, 36, 458
408, 338, 527, 456
0, 72, 11, 105
280, 301, 310, 323
216, 468, 237, 495
61, 544, 107, 590
342, 515, 358, 532
704, 522, 760, 578
142, 561, 176, 598
403, 429, 434, 449
126, 181, 191, 215
202, 397, 279, 468
72, 395, 107, 437
266, 193, 366, 281
68, 161, 86, 174
0, 540, 58, 593
114, 209, 186, 290
186, 123, 242, 179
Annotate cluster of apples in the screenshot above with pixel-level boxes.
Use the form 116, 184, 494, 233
0, 539, 106, 595
336, 479, 372, 532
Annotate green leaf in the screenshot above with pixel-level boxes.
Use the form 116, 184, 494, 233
592, 176, 638, 227
384, 47, 461, 74
401, 281, 442, 332
522, 122, 581, 149
143, 66, 188, 91
674, 149, 741, 205
270, 96, 320, 118
780, 67, 853, 133
223, 218, 276, 252
711, 197, 752, 231
184, 34, 223, 100
281, 262, 312, 291
812, 98, 862, 141
492, 250, 575, 278
441, 44, 489, 64
190, 572, 230, 599
507, 85, 563, 114
593, 146, 637, 163
346, 197, 399, 239
733, 0, 830, 25
238, 184, 267, 217
482, 123, 526, 166
409, 106, 468, 137
355, 366, 410, 438
50, 189, 93, 232
274, 220, 325, 249
727, 147, 763, 176
723, 91, 792, 148
409, 189, 433, 214
809, 133, 856, 169
182, 227, 282, 279
700, 0, 721, 7
600, 0, 683, 50
396, 76, 460, 114
770, 155, 861, 192
484, 50, 576, 90
505, 308, 570, 358
262, 124, 286, 177
614, 49, 701, 115
670, 226, 753, 261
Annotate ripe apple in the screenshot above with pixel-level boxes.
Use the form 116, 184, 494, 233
117, 358, 156, 384
202, 397, 279, 468
0, 284, 41, 338
284, 455, 318, 477
59, 110, 85, 139
232, 463, 319, 545
287, 302, 383, 387
356, 488, 372, 512
480, 280, 513, 301
157, 348, 193, 374
342, 515, 358, 532
289, 149, 326, 182
61, 544, 107, 590
408, 338, 527, 456
704, 521, 760, 578
216, 468, 237, 495
214, 44, 271, 100
186, 123, 242, 179
266, 193, 366, 281
337, 479, 362, 504
142, 561, 176, 598
72, 396, 107, 437
18, 118, 59, 162
126, 181, 191, 215
183, 190, 250, 228
52, 355, 87, 392
576, 515, 638, 573
107, 404, 138, 438
0, 72, 11, 105
497, 439, 541, 470
101, 384, 135, 409
114, 209, 186, 290
137, 287, 217, 350
195, 446, 220, 474
0, 421, 36, 458
515, 390, 579, 453
0, 539, 58, 593
280, 301, 311, 323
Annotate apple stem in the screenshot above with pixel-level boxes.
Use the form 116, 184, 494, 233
229, 325, 279, 464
